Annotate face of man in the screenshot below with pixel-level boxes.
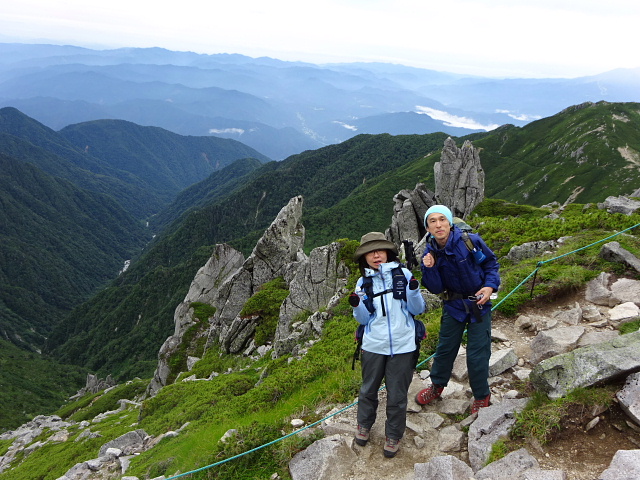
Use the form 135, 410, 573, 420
426, 213, 452, 246
365, 249, 388, 269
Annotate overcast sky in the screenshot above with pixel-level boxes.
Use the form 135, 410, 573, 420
1, 0, 638, 78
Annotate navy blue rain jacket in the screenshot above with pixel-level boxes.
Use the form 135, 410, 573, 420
420, 226, 500, 323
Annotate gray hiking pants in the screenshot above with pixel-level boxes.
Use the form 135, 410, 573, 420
357, 350, 414, 440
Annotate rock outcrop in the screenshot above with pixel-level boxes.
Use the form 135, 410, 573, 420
530, 330, 640, 399
273, 241, 350, 357
147, 243, 244, 396
434, 137, 485, 219
387, 184, 437, 249
600, 195, 640, 215
387, 137, 486, 255
210, 195, 307, 355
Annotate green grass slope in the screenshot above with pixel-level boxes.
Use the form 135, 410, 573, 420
475, 101, 640, 205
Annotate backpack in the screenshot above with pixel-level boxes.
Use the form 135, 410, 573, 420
429, 217, 486, 264
351, 265, 426, 369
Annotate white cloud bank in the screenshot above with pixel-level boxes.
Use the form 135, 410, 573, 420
495, 109, 542, 122
415, 106, 500, 131
209, 128, 245, 135
333, 121, 358, 131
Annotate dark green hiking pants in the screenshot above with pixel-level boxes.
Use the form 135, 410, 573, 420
430, 309, 492, 400
357, 350, 414, 440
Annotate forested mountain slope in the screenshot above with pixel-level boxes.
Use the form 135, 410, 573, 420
0, 154, 149, 351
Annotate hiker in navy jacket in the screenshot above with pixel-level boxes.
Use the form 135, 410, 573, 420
415, 205, 500, 414
349, 232, 425, 458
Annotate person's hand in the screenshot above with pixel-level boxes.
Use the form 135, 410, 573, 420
349, 293, 360, 307
475, 287, 493, 305
422, 253, 435, 268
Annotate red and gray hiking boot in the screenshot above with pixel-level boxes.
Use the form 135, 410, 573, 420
354, 425, 370, 446
383, 437, 400, 458
415, 384, 444, 405
471, 394, 491, 414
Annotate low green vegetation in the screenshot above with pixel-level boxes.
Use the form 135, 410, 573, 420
511, 387, 616, 446
620, 319, 640, 334
240, 277, 290, 346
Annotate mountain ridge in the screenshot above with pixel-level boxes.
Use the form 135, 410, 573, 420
3, 43, 638, 159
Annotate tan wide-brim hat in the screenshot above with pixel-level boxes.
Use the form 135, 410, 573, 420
353, 232, 398, 261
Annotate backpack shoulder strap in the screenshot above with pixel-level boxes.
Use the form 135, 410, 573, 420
460, 231, 475, 252
360, 276, 376, 314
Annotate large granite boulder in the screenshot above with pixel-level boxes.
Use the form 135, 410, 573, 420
530, 330, 640, 399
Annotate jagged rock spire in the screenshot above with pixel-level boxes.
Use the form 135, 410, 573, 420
434, 137, 485, 219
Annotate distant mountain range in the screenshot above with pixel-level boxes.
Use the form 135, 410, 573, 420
1, 43, 638, 159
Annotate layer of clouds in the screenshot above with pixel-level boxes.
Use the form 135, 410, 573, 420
415, 106, 500, 131
209, 128, 245, 135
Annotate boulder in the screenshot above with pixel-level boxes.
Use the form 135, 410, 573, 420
617, 372, 640, 426
98, 429, 148, 457
475, 448, 539, 479
600, 241, 640, 273
530, 330, 640, 399
611, 278, 640, 304
415, 455, 474, 480
289, 434, 356, 480
530, 326, 585, 364
609, 302, 640, 323
599, 449, 640, 480
468, 398, 529, 471
585, 272, 614, 307
489, 348, 519, 377
507, 240, 558, 263
601, 195, 640, 215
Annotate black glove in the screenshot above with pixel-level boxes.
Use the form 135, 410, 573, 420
349, 293, 360, 307
409, 277, 419, 290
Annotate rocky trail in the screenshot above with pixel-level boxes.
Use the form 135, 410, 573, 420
289, 275, 640, 480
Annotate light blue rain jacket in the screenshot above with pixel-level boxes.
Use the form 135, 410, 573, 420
352, 261, 425, 356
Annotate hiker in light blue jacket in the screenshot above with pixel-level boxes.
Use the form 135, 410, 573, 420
349, 232, 425, 458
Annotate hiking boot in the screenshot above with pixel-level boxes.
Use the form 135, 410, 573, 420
383, 437, 400, 458
415, 384, 444, 405
354, 425, 370, 446
471, 394, 491, 414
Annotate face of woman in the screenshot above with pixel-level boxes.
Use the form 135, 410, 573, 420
365, 249, 388, 269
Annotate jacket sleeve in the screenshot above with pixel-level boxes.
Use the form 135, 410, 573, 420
352, 277, 375, 325
474, 235, 501, 291
420, 247, 445, 294
403, 268, 426, 316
